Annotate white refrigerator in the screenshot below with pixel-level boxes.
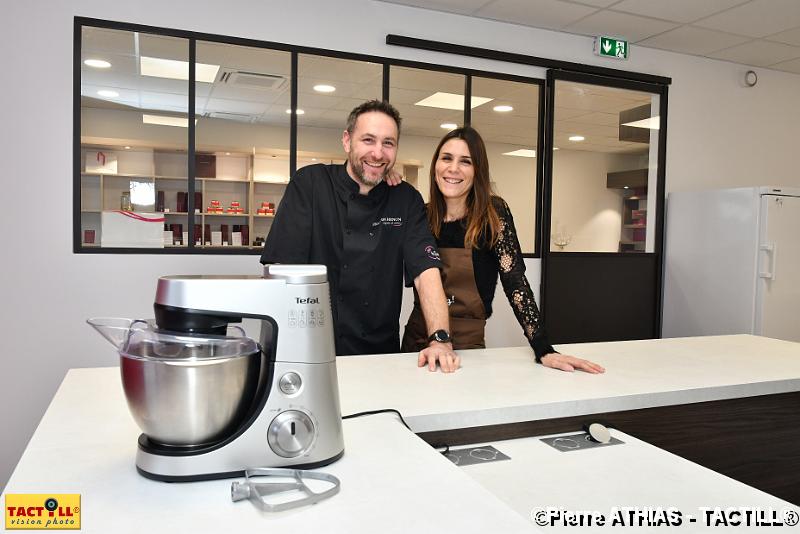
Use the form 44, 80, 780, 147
662, 186, 800, 342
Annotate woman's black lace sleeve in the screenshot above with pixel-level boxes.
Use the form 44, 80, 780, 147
492, 198, 556, 362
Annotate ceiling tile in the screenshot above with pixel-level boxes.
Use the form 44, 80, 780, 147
376, 0, 491, 15
610, 0, 749, 24
475, 0, 598, 31
769, 56, 800, 73
694, 0, 800, 38
766, 27, 800, 46
708, 39, 800, 66
564, 10, 679, 41
638, 25, 752, 55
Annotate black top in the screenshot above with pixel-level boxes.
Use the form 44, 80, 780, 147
261, 164, 441, 356
436, 197, 555, 361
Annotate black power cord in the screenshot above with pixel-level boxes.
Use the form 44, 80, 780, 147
342, 408, 411, 431
341, 409, 454, 456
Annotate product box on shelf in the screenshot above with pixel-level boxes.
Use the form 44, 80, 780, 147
85, 150, 118, 174
101, 211, 165, 248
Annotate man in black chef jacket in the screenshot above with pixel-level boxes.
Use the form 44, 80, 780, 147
261, 100, 459, 372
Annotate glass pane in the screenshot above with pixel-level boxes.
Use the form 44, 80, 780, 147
296, 55, 382, 172
389, 66, 467, 197
196, 41, 291, 249
80, 27, 189, 248
550, 80, 659, 253
471, 77, 540, 253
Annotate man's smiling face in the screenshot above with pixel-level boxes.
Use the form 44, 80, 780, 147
342, 111, 399, 191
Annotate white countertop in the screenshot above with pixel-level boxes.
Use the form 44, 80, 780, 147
3, 335, 799, 532
337, 335, 800, 432
461, 429, 799, 532
1, 367, 538, 534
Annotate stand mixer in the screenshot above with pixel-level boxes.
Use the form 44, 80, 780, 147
90, 264, 345, 482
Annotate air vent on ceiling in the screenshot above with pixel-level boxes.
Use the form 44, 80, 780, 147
205, 111, 257, 124
220, 70, 288, 91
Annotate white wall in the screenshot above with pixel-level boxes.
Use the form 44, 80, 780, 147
4, 0, 800, 490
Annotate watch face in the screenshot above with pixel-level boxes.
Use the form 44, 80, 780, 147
434, 330, 450, 343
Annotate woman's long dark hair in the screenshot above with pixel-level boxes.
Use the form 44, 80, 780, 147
428, 126, 500, 249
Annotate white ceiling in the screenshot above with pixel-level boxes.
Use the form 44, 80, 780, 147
380, 0, 800, 73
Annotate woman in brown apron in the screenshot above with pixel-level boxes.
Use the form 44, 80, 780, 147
401, 127, 604, 373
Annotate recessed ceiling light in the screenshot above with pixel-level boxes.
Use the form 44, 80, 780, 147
553, 147, 560, 151
493, 105, 513, 112
312, 158, 317, 161
622, 116, 660, 130
440, 123, 458, 130
97, 89, 119, 98
225, 152, 231, 156
84, 59, 111, 69
286, 109, 305, 115
568, 135, 585, 142
416, 92, 492, 110
140, 56, 220, 83
624, 186, 630, 189
313, 84, 336, 93
502, 149, 536, 158
142, 114, 192, 128
124, 146, 131, 150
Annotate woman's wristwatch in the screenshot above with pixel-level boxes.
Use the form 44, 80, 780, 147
427, 329, 452, 344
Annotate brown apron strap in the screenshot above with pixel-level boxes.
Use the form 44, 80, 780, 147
401, 247, 487, 352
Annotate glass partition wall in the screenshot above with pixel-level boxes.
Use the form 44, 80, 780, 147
76, 20, 551, 255
549, 80, 660, 254
79, 27, 189, 248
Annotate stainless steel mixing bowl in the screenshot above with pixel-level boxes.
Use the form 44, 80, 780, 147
88, 318, 263, 446
120, 349, 261, 446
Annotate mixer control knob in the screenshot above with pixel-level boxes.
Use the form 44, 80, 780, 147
268, 411, 315, 458
279, 372, 302, 395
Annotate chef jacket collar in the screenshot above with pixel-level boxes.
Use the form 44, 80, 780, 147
334, 163, 388, 204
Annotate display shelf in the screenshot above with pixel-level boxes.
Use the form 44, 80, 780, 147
79, 143, 421, 252
198, 177, 250, 183
81, 171, 152, 179
203, 212, 249, 217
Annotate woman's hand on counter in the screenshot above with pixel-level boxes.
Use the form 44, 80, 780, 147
418, 342, 461, 373
540, 353, 605, 374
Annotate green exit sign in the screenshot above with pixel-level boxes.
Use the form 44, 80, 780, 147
594, 36, 629, 60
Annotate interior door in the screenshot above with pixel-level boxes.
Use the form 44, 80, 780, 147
541, 71, 667, 343
757, 194, 800, 342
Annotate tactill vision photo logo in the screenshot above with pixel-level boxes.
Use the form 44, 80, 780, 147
5, 494, 81, 530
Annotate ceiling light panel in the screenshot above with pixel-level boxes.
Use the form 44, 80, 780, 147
622, 117, 660, 130
142, 114, 191, 128
502, 149, 537, 158
140, 56, 220, 83
84, 59, 111, 69
415, 92, 493, 110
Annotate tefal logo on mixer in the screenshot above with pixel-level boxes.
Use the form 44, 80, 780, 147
296, 297, 320, 304
5, 494, 81, 530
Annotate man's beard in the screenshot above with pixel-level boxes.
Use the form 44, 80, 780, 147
348, 154, 389, 187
